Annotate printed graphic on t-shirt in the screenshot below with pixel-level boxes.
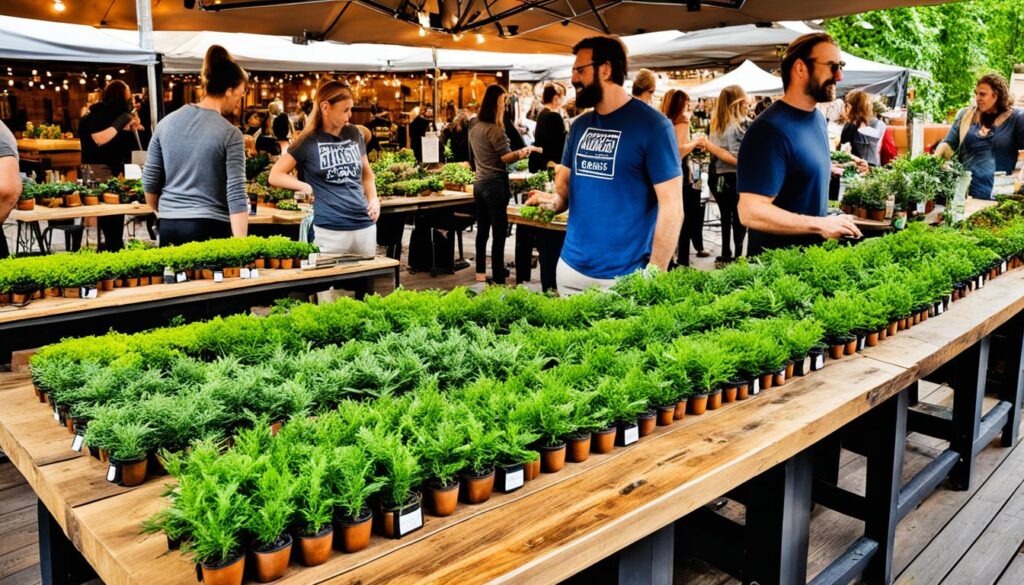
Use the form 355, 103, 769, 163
575, 128, 621, 180
318, 141, 361, 183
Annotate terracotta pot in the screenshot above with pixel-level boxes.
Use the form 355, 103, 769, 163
634, 412, 654, 436
201, 554, 245, 585
64, 193, 82, 207
268, 258, 282, 269
673, 399, 686, 420
378, 494, 423, 539
785, 361, 795, 379
656, 405, 675, 426
879, 327, 887, 340
297, 526, 333, 567
102, 193, 121, 205
334, 509, 372, 552
126, 277, 139, 287
113, 278, 123, 288
16, 198, 34, 210
760, 373, 774, 391
888, 322, 899, 336
539, 443, 566, 473
110, 455, 148, 487
855, 206, 867, 218
32, 289, 42, 300
773, 370, 786, 388
591, 427, 616, 454
99, 448, 109, 463
100, 279, 114, 292
460, 469, 495, 504
11, 292, 28, 304
281, 258, 295, 269
255, 258, 267, 269
566, 432, 592, 462
63, 287, 80, 299
427, 480, 459, 516
201, 268, 214, 280
844, 339, 858, 355
868, 208, 885, 221
736, 383, 750, 400
722, 385, 738, 403
138, 275, 150, 286
707, 388, 723, 410
523, 457, 541, 481
866, 332, 880, 347
83, 195, 100, 206
687, 394, 708, 415
920, 309, 928, 322
0, 293, 9, 305
252, 534, 292, 582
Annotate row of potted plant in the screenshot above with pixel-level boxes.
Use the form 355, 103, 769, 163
17, 178, 145, 211
838, 154, 968, 220
0, 236, 317, 302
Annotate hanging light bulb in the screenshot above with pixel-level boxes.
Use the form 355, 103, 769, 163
476, 34, 485, 44
105, 74, 112, 81
28, 81, 33, 87
31, 70, 37, 76
419, 27, 427, 37
53, 0, 66, 13
79, 78, 86, 85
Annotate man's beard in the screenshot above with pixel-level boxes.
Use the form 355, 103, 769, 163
806, 76, 836, 103
574, 80, 603, 109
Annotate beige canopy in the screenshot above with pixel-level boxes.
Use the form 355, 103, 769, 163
2, 0, 952, 54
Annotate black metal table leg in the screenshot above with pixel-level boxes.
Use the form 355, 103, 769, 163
949, 336, 990, 490
862, 390, 908, 585
38, 500, 97, 585
617, 523, 674, 585
744, 450, 813, 585
996, 315, 1024, 448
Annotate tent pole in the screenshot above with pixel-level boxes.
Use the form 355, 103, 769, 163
136, 0, 161, 126
432, 46, 440, 122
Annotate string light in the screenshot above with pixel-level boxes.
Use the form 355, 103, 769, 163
419, 27, 427, 37
53, 0, 66, 13
476, 34, 485, 44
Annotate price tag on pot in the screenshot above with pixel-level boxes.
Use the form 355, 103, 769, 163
53, 408, 60, 422
240, 268, 251, 279
176, 272, 187, 283
504, 469, 524, 491
213, 271, 224, 283
1002, 261, 1008, 273
978, 276, 984, 289
81, 287, 97, 299
106, 464, 118, 483
916, 202, 926, 214
397, 506, 423, 536
752, 379, 760, 394
815, 354, 824, 370
250, 269, 260, 279
936, 303, 944, 315
623, 425, 639, 445
71, 434, 84, 452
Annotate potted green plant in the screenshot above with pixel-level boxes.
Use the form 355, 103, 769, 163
182, 479, 249, 585
330, 444, 381, 552
492, 422, 539, 492
564, 389, 605, 461
358, 428, 423, 539
813, 294, 860, 360
593, 373, 648, 453
518, 382, 576, 472
458, 415, 500, 504
411, 417, 466, 516
295, 450, 335, 567
247, 467, 296, 583
107, 421, 152, 487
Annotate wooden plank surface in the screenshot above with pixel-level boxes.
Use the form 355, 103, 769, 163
380, 191, 474, 214
507, 206, 567, 232
0, 257, 398, 326
10, 203, 153, 223
1, 263, 1023, 585
16, 139, 80, 152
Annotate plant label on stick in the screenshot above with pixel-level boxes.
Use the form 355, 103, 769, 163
71, 434, 84, 452
397, 506, 423, 537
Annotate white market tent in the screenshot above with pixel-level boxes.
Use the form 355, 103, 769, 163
0, 15, 157, 66
686, 60, 782, 98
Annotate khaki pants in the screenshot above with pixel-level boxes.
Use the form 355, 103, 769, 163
313, 224, 377, 257
556, 258, 617, 296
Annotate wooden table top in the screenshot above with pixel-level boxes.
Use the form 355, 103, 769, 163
1, 266, 1022, 585
11, 202, 305, 226
380, 191, 474, 214
507, 206, 567, 232
16, 138, 81, 152
0, 257, 398, 327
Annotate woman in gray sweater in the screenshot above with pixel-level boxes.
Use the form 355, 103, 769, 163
143, 45, 249, 246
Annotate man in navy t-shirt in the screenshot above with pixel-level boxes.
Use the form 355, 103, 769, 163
526, 36, 683, 295
737, 32, 862, 255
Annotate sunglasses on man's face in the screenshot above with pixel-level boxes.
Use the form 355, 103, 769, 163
804, 59, 846, 75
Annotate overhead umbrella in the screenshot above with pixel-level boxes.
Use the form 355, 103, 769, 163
685, 59, 781, 98
0, 0, 956, 53
0, 14, 156, 65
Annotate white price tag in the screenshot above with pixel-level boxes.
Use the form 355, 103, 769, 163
81, 287, 98, 299
815, 355, 824, 369
71, 434, 84, 452
106, 464, 117, 482
300, 260, 309, 269
213, 271, 224, 283
398, 507, 423, 536
801, 357, 811, 375
937, 303, 944, 315
857, 337, 866, 351
176, 272, 186, 283
53, 409, 60, 422
916, 202, 927, 214
1002, 261, 1008, 273
978, 276, 984, 289
504, 469, 524, 491
250, 269, 260, 279
622, 425, 639, 445
752, 379, 761, 394
240, 268, 251, 279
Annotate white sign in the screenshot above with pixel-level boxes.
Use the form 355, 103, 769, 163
213, 271, 224, 283
106, 464, 117, 482
124, 163, 143, 179
622, 425, 639, 445
504, 469, 524, 491
176, 272, 186, 283
71, 434, 84, 452
398, 507, 423, 536
815, 355, 824, 370
241, 268, 251, 279
752, 379, 761, 394
421, 132, 440, 164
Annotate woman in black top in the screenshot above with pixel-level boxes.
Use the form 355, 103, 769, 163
528, 84, 567, 172
79, 80, 144, 250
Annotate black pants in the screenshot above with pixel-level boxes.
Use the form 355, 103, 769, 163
98, 215, 125, 251
514, 225, 564, 292
474, 178, 510, 284
715, 173, 746, 258
678, 186, 705, 266
158, 218, 232, 247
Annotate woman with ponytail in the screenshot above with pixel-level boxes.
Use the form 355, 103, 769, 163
268, 79, 379, 256
143, 45, 249, 246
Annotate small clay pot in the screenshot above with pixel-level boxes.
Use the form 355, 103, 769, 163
888, 322, 899, 336
252, 534, 292, 582
866, 332, 880, 347
656, 405, 675, 426
760, 372, 774, 391
255, 258, 267, 269
673, 399, 686, 420
268, 258, 282, 269
868, 208, 885, 221
427, 480, 459, 516
378, 494, 422, 539
83, 195, 100, 206
63, 287, 80, 299
523, 457, 541, 481
722, 384, 738, 403
100, 279, 114, 292
41, 287, 60, 297
460, 469, 495, 504
102, 193, 121, 205
201, 553, 245, 585
736, 382, 750, 400
637, 412, 656, 436
879, 327, 887, 340
566, 432, 592, 462
844, 339, 858, 355
110, 456, 148, 487
334, 508, 372, 552
687, 394, 708, 415
784, 361, 795, 379
539, 442, 566, 473
707, 388, 723, 410
591, 427, 616, 454
297, 526, 333, 567
16, 198, 34, 211
281, 258, 295, 269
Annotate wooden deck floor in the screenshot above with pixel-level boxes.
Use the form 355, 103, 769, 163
1, 382, 1022, 585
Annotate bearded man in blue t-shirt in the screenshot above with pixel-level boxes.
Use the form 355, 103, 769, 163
737, 32, 863, 255
526, 36, 683, 295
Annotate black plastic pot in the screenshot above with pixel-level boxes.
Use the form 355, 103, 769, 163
494, 462, 525, 493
